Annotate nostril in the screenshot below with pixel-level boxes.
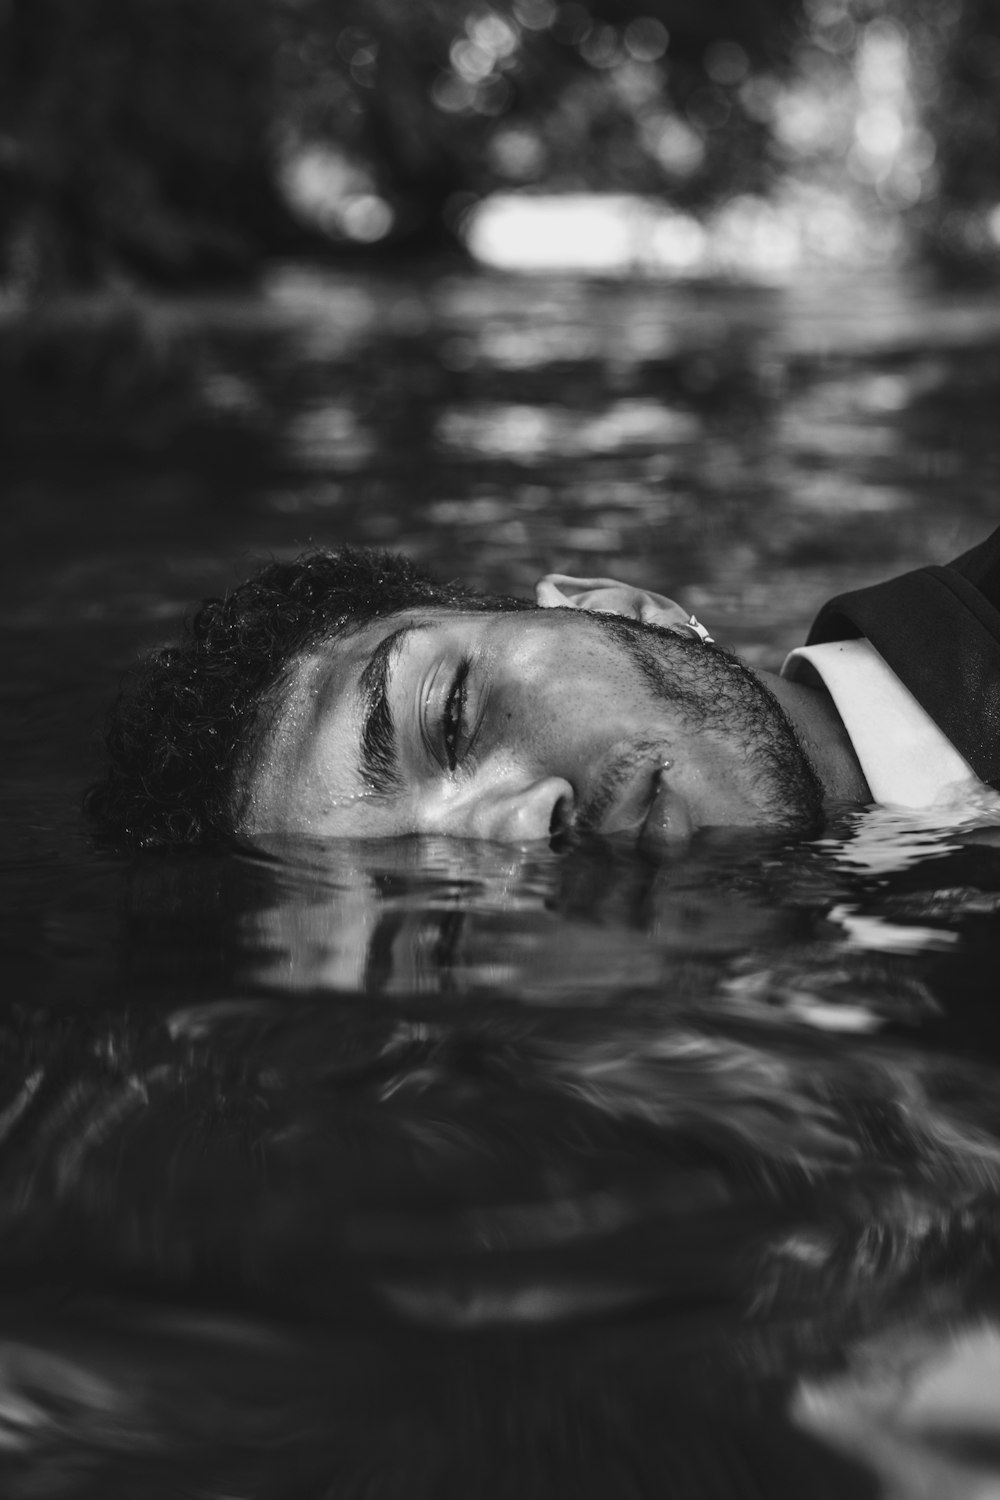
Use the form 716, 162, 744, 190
549, 792, 574, 844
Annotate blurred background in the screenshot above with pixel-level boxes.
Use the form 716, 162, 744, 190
3, 0, 1000, 292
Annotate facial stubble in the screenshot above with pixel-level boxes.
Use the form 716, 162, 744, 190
588, 612, 826, 836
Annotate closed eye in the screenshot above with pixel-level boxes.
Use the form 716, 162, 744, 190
441, 658, 470, 771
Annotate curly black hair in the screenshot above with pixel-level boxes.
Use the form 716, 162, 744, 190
86, 548, 529, 848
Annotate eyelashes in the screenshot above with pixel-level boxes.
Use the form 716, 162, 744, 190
441, 658, 471, 771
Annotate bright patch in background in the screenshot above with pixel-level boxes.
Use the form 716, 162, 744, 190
465, 8, 941, 282
282, 145, 394, 244
623, 17, 669, 63
467, 194, 703, 275
465, 188, 889, 282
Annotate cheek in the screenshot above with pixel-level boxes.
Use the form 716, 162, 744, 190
260, 734, 381, 836
484, 624, 640, 764
512, 632, 627, 708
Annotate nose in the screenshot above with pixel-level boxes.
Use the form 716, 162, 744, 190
477, 776, 575, 843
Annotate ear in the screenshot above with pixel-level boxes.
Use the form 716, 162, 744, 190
534, 573, 693, 631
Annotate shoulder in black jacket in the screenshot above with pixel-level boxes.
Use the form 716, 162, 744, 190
807, 526, 1000, 788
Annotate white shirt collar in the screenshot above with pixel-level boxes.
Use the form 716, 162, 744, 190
781, 638, 981, 808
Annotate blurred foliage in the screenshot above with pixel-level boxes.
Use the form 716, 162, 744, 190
909, 0, 1000, 273
0, 0, 309, 293
1, 0, 1000, 295
272, 0, 799, 249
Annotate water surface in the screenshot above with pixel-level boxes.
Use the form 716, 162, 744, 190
3, 263, 1000, 1497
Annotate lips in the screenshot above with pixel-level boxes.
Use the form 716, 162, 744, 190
576, 751, 693, 855
638, 766, 694, 855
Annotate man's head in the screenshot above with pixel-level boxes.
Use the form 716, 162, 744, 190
88, 548, 825, 853
87, 549, 531, 848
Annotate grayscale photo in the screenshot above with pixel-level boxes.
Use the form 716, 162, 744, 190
3, 1, 1000, 1495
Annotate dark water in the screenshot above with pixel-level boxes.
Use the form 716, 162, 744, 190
4, 264, 1000, 1497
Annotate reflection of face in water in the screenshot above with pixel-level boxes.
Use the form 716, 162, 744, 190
119, 823, 827, 1002
235, 833, 810, 998
244, 604, 825, 853
22, 870, 1000, 1336
120, 837, 590, 997
29, 822, 1000, 1499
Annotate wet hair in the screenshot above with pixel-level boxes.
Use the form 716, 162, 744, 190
86, 547, 530, 849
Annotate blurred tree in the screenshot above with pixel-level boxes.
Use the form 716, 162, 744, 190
0, 0, 309, 294
3, 0, 999, 292
909, 0, 1000, 275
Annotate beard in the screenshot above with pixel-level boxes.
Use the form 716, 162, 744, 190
583, 611, 826, 838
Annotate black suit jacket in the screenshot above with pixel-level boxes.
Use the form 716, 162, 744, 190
807, 526, 1000, 789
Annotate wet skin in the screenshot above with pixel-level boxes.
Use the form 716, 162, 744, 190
243, 605, 828, 855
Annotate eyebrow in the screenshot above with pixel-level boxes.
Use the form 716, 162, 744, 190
357, 622, 426, 794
